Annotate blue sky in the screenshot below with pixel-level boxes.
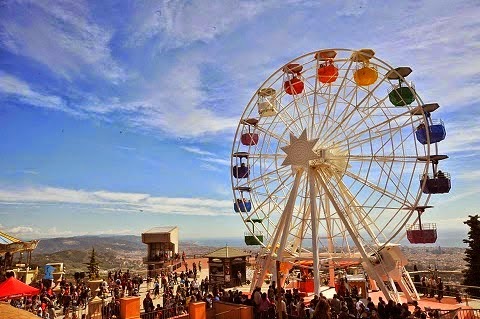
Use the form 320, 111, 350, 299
0, 0, 479, 244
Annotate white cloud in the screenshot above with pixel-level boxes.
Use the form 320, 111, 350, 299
336, 0, 368, 17
0, 186, 233, 217
8, 226, 38, 235
0, 0, 124, 81
0, 72, 68, 112
127, 0, 268, 49
200, 157, 231, 167
181, 146, 215, 156
134, 60, 238, 137
437, 118, 480, 154
45, 227, 74, 237
200, 163, 222, 172
17, 170, 39, 175
374, 4, 480, 111
457, 170, 480, 181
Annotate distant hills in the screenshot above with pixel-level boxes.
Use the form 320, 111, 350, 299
29, 235, 226, 275
26, 233, 466, 277
33, 235, 145, 254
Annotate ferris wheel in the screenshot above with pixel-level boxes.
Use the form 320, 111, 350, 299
231, 49, 450, 302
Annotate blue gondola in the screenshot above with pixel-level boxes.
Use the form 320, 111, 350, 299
234, 199, 252, 212
415, 120, 446, 144
420, 171, 451, 194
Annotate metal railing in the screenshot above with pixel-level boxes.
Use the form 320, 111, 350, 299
214, 307, 250, 319
436, 308, 480, 319
140, 305, 189, 319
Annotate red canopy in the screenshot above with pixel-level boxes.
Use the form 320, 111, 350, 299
0, 277, 40, 300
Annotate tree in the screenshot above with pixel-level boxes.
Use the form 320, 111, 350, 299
462, 215, 480, 297
85, 247, 100, 280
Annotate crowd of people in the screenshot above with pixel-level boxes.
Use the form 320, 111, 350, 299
2, 258, 461, 319
5, 267, 153, 318
419, 276, 444, 302
7, 271, 91, 318
213, 282, 446, 319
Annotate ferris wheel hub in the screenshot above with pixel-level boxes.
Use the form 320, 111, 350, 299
310, 147, 350, 174
280, 129, 319, 169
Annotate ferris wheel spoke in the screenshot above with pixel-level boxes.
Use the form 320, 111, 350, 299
334, 112, 416, 151
321, 72, 391, 143
315, 72, 376, 143
314, 170, 375, 256
322, 94, 390, 145
254, 125, 289, 145
321, 94, 390, 147
374, 157, 420, 202
317, 173, 369, 244
248, 153, 286, 160
248, 171, 298, 222
274, 96, 306, 136
342, 169, 412, 207
290, 171, 312, 255
306, 58, 322, 137
246, 165, 291, 186
331, 171, 385, 244
289, 93, 314, 134
341, 154, 419, 163
316, 59, 355, 139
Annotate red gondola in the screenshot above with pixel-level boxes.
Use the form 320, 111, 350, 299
241, 118, 259, 146
317, 60, 338, 84
283, 63, 304, 95
406, 206, 437, 244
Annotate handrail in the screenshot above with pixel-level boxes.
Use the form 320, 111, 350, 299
214, 307, 250, 318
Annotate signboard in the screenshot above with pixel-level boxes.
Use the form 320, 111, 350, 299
44, 265, 55, 280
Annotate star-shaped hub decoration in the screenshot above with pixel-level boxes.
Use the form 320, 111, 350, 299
281, 129, 319, 169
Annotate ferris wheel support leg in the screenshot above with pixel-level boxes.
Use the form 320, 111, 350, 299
314, 171, 395, 302
254, 171, 301, 291
309, 168, 321, 295
254, 253, 274, 289
276, 170, 303, 287
323, 195, 336, 288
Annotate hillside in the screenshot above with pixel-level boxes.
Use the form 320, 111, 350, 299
29, 235, 221, 275
33, 235, 144, 254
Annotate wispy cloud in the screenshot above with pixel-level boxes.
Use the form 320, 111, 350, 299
180, 146, 230, 170
0, 186, 232, 217
200, 163, 222, 172
0, 0, 124, 81
130, 58, 238, 137
437, 118, 480, 154
374, 4, 480, 111
7, 226, 38, 235
21, 170, 38, 175
127, 0, 268, 49
200, 157, 230, 166
336, 0, 368, 17
457, 170, 480, 181
181, 146, 215, 156
115, 145, 137, 151
0, 72, 69, 112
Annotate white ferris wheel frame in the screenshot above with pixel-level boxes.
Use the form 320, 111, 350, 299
231, 48, 438, 301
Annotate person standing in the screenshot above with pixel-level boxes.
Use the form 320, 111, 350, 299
436, 278, 444, 302
143, 292, 154, 313
237, 271, 242, 287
